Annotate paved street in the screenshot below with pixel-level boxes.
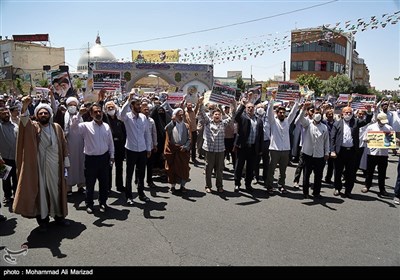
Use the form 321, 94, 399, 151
1, 154, 399, 269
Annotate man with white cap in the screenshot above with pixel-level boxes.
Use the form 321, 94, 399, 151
361, 112, 394, 196
13, 96, 70, 231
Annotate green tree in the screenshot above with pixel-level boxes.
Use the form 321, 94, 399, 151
74, 78, 84, 92
322, 74, 353, 96
0, 82, 7, 93
236, 76, 246, 92
295, 73, 323, 96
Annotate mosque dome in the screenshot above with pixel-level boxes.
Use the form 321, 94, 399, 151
77, 34, 117, 72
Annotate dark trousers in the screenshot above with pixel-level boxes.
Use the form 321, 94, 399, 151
85, 153, 110, 207
355, 147, 365, 171
254, 140, 270, 181
302, 154, 325, 196
2, 158, 17, 199
191, 131, 198, 161
325, 157, 335, 181
293, 152, 305, 183
126, 149, 147, 199
234, 145, 256, 187
334, 147, 356, 194
394, 156, 400, 198
108, 140, 125, 191
224, 137, 236, 166
365, 154, 388, 192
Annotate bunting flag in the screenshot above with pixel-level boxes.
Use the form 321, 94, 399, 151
179, 10, 400, 65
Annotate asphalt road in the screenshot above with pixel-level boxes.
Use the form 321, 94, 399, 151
1, 153, 399, 270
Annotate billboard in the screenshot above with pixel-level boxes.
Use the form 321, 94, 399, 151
13, 34, 49, 42
132, 50, 179, 63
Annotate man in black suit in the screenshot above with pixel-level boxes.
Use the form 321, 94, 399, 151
330, 105, 372, 198
233, 97, 264, 192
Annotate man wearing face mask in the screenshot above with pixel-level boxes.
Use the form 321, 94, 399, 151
63, 97, 86, 195
361, 113, 394, 196
103, 101, 126, 193
330, 106, 372, 198
13, 96, 70, 231
296, 102, 329, 198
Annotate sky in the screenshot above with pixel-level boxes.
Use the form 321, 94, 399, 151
1, 0, 399, 91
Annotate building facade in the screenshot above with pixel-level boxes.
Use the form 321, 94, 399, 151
290, 27, 354, 81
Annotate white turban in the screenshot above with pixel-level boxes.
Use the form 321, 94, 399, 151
66, 96, 79, 106
172, 108, 183, 117
34, 102, 53, 117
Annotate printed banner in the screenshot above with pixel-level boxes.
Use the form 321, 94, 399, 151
350, 93, 376, 111
276, 82, 300, 102
132, 50, 179, 63
166, 91, 184, 105
93, 71, 121, 91
51, 70, 73, 99
210, 83, 236, 106
367, 131, 396, 149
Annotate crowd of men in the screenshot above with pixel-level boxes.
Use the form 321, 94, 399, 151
0, 88, 399, 231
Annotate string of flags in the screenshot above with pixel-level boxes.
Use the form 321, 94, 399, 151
178, 10, 399, 65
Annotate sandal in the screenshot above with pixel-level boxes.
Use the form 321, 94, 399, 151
205, 187, 212, 193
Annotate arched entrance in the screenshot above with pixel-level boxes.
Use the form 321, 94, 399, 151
93, 62, 213, 94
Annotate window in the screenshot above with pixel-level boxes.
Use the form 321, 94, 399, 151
315, 61, 327, 71
3, 51, 10, 66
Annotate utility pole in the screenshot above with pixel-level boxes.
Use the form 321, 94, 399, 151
250, 65, 253, 86
283, 61, 286, 81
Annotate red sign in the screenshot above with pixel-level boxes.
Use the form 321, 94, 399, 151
12, 34, 49, 42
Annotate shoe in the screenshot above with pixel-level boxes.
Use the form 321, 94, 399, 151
55, 217, 70, 226
313, 194, 323, 199
266, 188, 274, 195
180, 186, 187, 193
99, 204, 107, 213
234, 185, 240, 193
0, 215, 7, 222
148, 182, 157, 188
394, 197, 400, 205
205, 187, 212, 193
77, 187, 86, 194
303, 193, 310, 199
379, 190, 389, 196
67, 191, 73, 196
279, 186, 288, 194
126, 198, 134, 205
293, 182, 300, 189
361, 187, 369, 193
246, 186, 254, 192
170, 187, 176, 193
3, 197, 13, 204
344, 192, 352, 199
139, 195, 150, 202
86, 206, 94, 214
333, 190, 340, 196
218, 187, 224, 193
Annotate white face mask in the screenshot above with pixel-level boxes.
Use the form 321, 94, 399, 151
256, 107, 265, 116
313, 113, 322, 122
107, 110, 116, 116
67, 105, 77, 115
343, 114, 352, 121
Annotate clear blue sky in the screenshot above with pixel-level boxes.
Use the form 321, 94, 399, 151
1, 0, 399, 90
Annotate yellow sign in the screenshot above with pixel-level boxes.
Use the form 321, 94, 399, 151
367, 131, 396, 149
132, 50, 179, 63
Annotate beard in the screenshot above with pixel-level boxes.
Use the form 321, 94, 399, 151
38, 116, 50, 125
